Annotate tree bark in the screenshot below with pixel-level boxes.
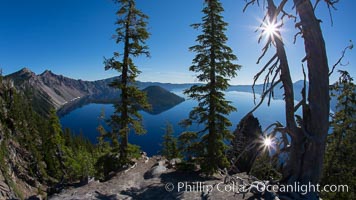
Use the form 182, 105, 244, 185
262, 1, 329, 199
282, 1, 329, 199
120, 1, 133, 159
208, 0, 217, 171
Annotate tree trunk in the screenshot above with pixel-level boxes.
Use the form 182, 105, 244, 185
282, 1, 330, 199
208, 0, 217, 172
120, 1, 133, 159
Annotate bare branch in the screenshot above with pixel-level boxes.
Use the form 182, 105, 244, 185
243, 0, 259, 12
293, 21, 303, 44
248, 79, 282, 116
294, 100, 302, 112
313, 0, 321, 11
252, 54, 278, 104
293, 31, 302, 44
281, 9, 297, 21
257, 40, 272, 64
325, 0, 340, 26
329, 42, 353, 76
268, 67, 281, 105
263, 121, 291, 151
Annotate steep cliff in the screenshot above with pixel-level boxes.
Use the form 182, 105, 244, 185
5, 68, 186, 116
5, 68, 118, 115
0, 79, 47, 199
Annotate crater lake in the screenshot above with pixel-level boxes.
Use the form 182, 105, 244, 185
60, 91, 291, 156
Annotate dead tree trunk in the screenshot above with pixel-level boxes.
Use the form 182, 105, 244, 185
290, 0, 329, 181
281, 1, 330, 199
244, 0, 330, 198
241, 0, 332, 198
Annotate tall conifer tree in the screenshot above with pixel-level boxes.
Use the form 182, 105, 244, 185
104, 0, 150, 161
322, 70, 356, 199
184, 0, 241, 174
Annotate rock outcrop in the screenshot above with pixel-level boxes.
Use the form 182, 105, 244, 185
228, 114, 263, 174
49, 156, 261, 200
0, 80, 47, 199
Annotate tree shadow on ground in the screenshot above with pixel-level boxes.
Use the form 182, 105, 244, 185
121, 170, 219, 199
122, 183, 182, 200
94, 191, 119, 200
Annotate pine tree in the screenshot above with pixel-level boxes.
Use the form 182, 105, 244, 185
178, 131, 199, 161
0, 78, 100, 184
322, 70, 356, 199
104, 0, 150, 162
184, 0, 241, 174
161, 122, 180, 160
43, 109, 66, 180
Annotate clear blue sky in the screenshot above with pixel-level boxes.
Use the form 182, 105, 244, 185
0, 0, 355, 85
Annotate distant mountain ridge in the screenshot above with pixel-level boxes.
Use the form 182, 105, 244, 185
228, 80, 307, 101
5, 68, 317, 115
5, 68, 117, 114
5, 68, 185, 115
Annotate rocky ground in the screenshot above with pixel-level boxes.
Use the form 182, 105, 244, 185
48, 156, 275, 200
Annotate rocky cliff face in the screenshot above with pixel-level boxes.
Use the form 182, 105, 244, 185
6, 68, 186, 116
5, 68, 118, 114
0, 80, 46, 199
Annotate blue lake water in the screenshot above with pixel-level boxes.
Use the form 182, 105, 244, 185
60, 91, 291, 156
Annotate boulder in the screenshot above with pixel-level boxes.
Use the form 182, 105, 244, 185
158, 159, 168, 166
147, 165, 167, 178
168, 158, 182, 168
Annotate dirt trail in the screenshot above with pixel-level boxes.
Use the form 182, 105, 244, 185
49, 156, 258, 200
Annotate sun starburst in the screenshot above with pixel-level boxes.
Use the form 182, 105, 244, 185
264, 137, 272, 147
260, 135, 276, 152
260, 19, 281, 41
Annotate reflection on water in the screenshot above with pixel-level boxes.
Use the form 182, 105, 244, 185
60, 91, 293, 156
